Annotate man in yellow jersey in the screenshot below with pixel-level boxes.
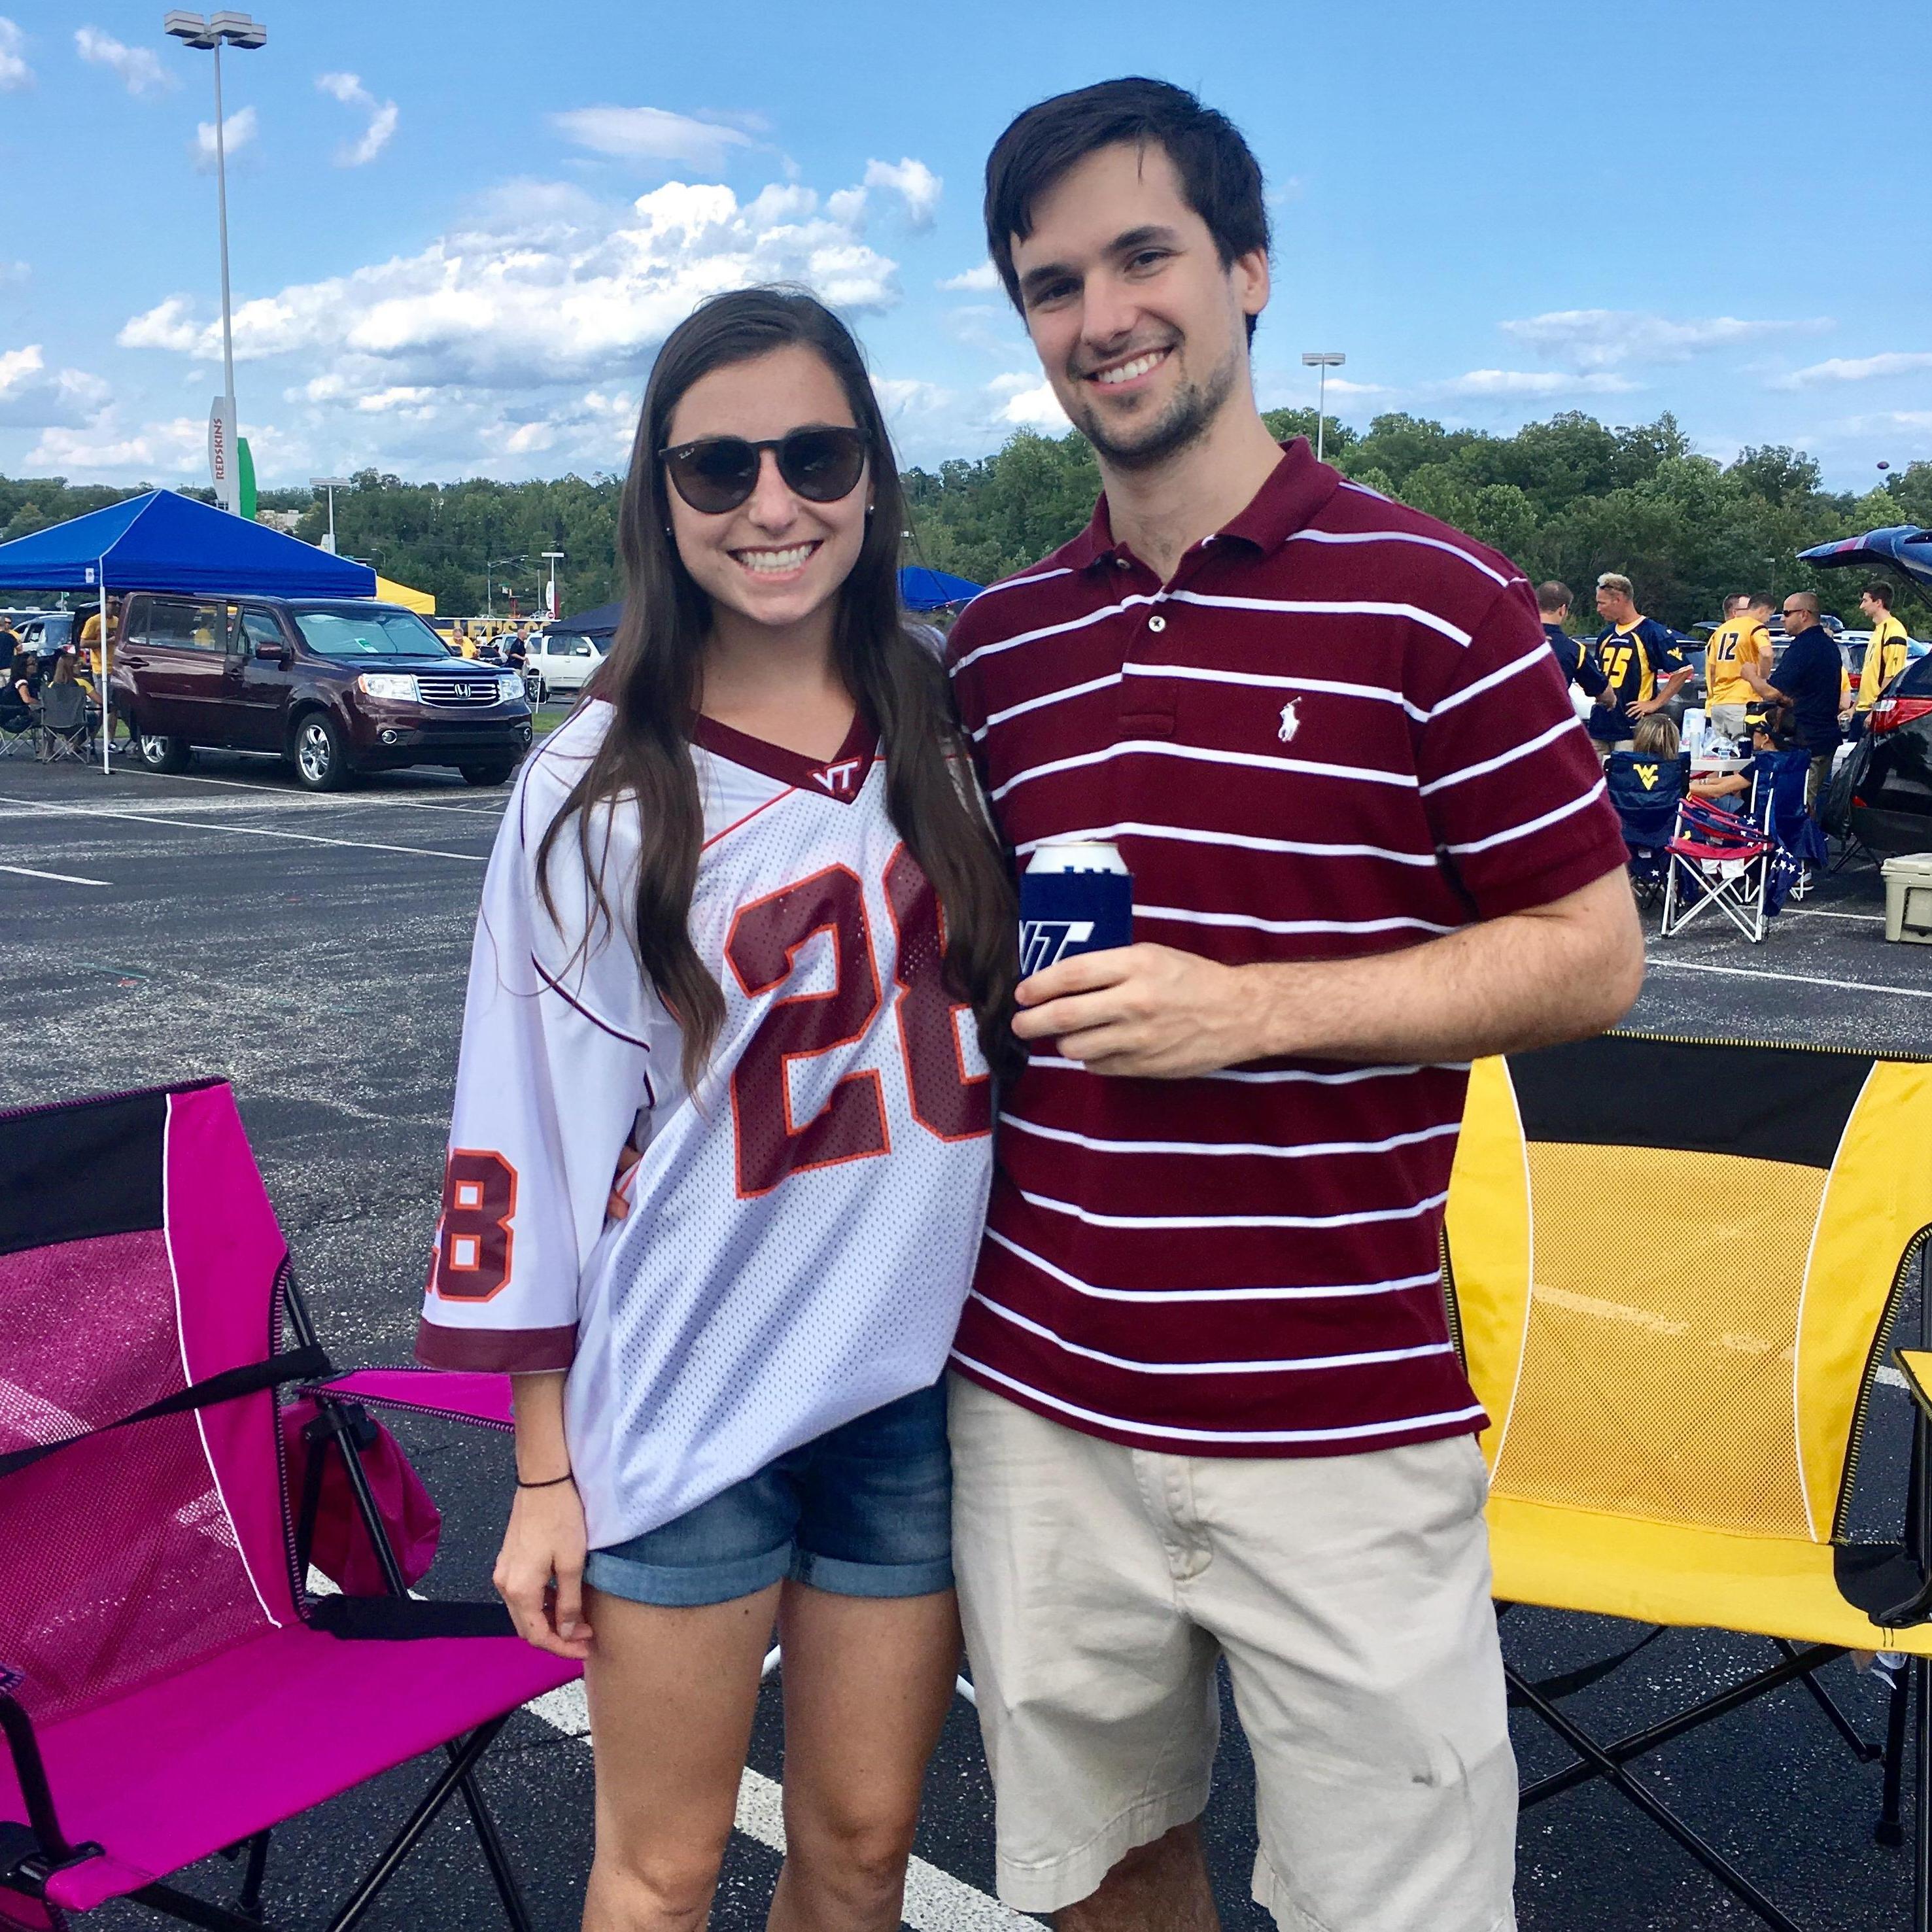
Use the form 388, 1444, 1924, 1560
1589, 572, 1691, 755
1855, 581, 1912, 729
1704, 591, 1774, 741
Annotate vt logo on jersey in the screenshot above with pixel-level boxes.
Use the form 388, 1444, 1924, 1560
1277, 697, 1302, 745
1020, 918, 1095, 976
810, 757, 863, 796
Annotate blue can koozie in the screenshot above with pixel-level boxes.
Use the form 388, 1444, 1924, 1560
1019, 842, 1133, 978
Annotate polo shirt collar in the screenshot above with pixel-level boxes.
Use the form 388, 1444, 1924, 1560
1067, 436, 1341, 573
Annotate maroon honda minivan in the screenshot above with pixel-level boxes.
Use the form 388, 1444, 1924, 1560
109, 595, 532, 790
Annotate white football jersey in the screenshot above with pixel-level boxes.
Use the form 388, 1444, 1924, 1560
415, 700, 995, 1547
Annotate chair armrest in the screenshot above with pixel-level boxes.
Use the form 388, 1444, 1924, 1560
1893, 1349, 1932, 1421
307, 1367, 513, 1433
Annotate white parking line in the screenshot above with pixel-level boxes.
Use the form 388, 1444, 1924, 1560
0, 795, 487, 864
526, 1681, 1031, 1928
1646, 957, 1932, 999
0, 861, 110, 886
1785, 906, 1887, 923
114, 763, 510, 819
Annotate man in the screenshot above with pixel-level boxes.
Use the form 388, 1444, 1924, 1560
1704, 591, 1774, 742
1756, 591, 1845, 812
1537, 580, 1607, 702
946, 78, 1644, 1932
1588, 573, 1690, 755
1855, 581, 1912, 725
503, 623, 530, 670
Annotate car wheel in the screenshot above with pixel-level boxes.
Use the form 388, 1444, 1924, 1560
460, 761, 517, 787
136, 727, 190, 774
292, 713, 351, 791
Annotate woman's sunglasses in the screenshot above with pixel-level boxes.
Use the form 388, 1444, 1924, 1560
658, 426, 869, 515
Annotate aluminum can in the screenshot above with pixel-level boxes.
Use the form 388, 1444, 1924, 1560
1019, 840, 1133, 977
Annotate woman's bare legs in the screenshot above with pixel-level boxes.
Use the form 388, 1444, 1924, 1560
765, 1582, 961, 1932
581, 1581, 780, 1932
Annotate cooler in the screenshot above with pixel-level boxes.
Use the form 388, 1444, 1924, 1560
1882, 853, 1932, 944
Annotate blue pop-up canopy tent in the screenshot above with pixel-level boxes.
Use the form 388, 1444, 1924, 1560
899, 565, 983, 610
1798, 525, 1932, 593
0, 489, 375, 600
0, 489, 375, 772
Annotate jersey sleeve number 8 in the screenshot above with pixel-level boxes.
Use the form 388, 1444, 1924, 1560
725, 850, 989, 1198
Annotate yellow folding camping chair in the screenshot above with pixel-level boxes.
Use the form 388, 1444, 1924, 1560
1446, 1031, 1932, 1932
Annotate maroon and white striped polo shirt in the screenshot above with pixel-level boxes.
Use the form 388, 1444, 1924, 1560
945, 439, 1626, 1457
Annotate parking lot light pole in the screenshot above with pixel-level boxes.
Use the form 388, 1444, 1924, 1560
1300, 351, 1346, 464
165, 12, 266, 513
542, 551, 564, 623
310, 475, 351, 554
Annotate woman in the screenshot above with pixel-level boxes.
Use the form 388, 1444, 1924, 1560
415, 287, 1016, 1932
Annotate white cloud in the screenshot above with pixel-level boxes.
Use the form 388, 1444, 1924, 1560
25, 413, 207, 477
863, 157, 941, 231
121, 179, 903, 390
1499, 309, 1832, 370
1434, 369, 1639, 398
1267, 175, 1307, 208
0, 343, 111, 428
1325, 376, 1386, 396
0, 260, 27, 292
75, 26, 171, 95
194, 103, 257, 170
940, 261, 1000, 292
989, 371, 1069, 431
316, 71, 398, 167
0, 18, 30, 91
1773, 351, 1932, 389
551, 105, 755, 173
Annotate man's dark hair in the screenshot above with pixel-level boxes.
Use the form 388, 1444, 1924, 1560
1536, 581, 1573, 616
1865, 579, 1895, 610
984, 78, 1270, 347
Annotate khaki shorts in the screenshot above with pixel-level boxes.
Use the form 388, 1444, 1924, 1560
949, 1375, 1517, 1930
1708, 703, 1749, 740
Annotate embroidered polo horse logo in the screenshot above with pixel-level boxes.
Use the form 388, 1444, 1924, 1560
1277, 698, 1302, 745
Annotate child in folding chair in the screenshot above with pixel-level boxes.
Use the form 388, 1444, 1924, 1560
415, 290, 1018, 1932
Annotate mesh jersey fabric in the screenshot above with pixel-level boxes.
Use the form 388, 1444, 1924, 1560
415, 701, 995, 1548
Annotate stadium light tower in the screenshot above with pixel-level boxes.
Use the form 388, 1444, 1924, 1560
310, 475, 351, 553
1301, 350, 1347, 464
164, 11, 267, 513
541, 550, 564, 621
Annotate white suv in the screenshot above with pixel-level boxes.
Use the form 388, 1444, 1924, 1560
526, 629, 607, 702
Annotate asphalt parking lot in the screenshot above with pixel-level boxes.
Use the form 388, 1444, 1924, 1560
5, 744, 1932, 1932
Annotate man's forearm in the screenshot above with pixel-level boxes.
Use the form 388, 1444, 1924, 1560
1243, 870, 1642, 1065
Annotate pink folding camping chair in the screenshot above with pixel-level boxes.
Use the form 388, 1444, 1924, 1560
0, 1080, 578, 1932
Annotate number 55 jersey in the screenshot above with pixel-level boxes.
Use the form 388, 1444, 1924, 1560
415, 700, 995, 1547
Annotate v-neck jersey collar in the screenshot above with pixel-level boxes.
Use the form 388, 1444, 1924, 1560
689, 708, 880, 802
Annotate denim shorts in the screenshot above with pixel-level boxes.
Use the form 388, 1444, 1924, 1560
583, 1381, 953, 1608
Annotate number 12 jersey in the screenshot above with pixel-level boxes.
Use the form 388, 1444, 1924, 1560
415, 700, 995, 1549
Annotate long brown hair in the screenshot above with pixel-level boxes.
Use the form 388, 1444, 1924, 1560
538, 286, 1018, 1088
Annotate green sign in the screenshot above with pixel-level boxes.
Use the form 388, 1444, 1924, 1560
238, 436, 257, 522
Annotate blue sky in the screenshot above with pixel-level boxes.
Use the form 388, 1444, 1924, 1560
2, 0, 1926, 492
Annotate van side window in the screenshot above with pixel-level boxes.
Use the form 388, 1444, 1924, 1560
150, 600, 235, 654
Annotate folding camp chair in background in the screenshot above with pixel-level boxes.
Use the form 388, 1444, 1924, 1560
1604, 749, 1689, 907
1659, 795, 1794, 942
0, 1080, 578, 1932
1445, 1033, 1932, 1932
33, 684, 91, 765
0, 706, 33, 760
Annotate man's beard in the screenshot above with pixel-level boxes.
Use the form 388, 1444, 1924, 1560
1069, 338, 1241, 473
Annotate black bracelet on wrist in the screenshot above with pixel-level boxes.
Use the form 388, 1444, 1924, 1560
515, 1470, 574, 1490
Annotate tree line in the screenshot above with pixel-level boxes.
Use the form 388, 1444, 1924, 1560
3, 409, 1925, 631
